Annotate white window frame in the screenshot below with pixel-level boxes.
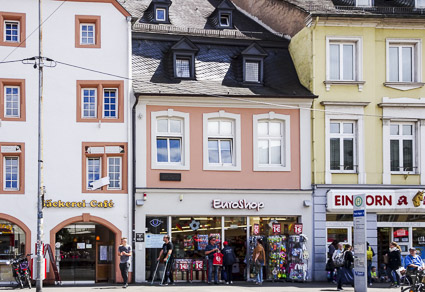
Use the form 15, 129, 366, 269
80, 23, 95, 45
219, 13, 230, 27
386, 39, 422, 84
389, 122, 416, 174
151, 109, 190, 170
155, 8, 166, 22
4, 20, 20, 43
3, 156, 19, 191
203, 111, 241, 171
102, 88, 118, 119
416, 0, 425, 8
86, 157, 101, 190
107, 156, 122, 190
329, 120, 357, 173
253, 112, 291, 171
4, 85, 20, 118
82, 88, 97, 119
326, 36, 363, 83
355, 0, 372, 7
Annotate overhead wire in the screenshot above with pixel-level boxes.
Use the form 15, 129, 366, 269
1, 0, 68, 62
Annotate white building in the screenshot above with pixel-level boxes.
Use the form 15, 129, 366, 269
0, 0, 132, 285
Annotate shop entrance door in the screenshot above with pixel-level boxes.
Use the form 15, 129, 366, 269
224, 217, 247, 281
55, 223, 115, 284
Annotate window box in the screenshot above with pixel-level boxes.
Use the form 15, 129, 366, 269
75, 15, 100, 48
0, 78, 25, 121
0, 143, 24, 194
76, 80, 124, 123
82, 142, 127, 193
0, 12, 25, 47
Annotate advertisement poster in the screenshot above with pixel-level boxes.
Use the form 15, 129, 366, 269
184, 236, 194, 251
100, 245, 108, 261
197, 235, 208, 250
210, 233, 221, 244
77, 243, 86, 249
145, 234, 165, 248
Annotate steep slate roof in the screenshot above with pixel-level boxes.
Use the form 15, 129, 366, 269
125, 0, 313, 98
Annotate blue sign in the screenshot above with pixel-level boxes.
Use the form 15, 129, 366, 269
355, 271, 365, 277
353, 210, 365, 217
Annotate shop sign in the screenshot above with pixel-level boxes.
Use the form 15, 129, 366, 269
253, 224, 260, 235
136, 233, 144, 242
294, 223, 303, 235
212, 199, 265, 211
394, 229, 408, 237
43, 199, 114, 208
0, 224, 13, 234
327, 189, 425, 213
272, 223, 281, 234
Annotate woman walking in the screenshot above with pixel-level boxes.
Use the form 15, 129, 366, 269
253, 238, 266, 285
337, 244, 354, 291
387, 241, 402, 288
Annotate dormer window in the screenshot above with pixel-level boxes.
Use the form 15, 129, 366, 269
155, 7, 166, 22
171, 38, 199, 80
215, 0, 235, 29
356, 0, 372, 6
218, 11, 232, 28
241, 43, 268, 85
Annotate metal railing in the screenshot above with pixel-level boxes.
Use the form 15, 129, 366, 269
306, 4, 425, 14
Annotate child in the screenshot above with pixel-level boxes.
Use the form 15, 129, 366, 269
371, 266, 378, 283
379, 263, 389, 283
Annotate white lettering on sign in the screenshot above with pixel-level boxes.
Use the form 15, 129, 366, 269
212, 199, 265, 211
327, 189, 425, 213
1, 146, 20, 153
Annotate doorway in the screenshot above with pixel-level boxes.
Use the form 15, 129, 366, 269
224, 217, 247, 281
55, 223, 115, 284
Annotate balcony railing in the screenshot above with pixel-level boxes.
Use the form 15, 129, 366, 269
306, 4, 425, 15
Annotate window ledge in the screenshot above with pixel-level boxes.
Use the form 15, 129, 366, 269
330, 170, 357, 174
324, 80, 365, 92
384, 82, 425, 91
254, 166, 291, 172
204, 165, 241, 171
152, 164, 190, 171
390, 171, 418, 175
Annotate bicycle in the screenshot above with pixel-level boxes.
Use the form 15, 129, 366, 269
401, 268, 425, 292
11, 254, 32, 289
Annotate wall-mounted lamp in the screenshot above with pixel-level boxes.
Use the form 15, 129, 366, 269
303, 200, 312, 207
136, 199, 144, 206
179, 194, 184, 202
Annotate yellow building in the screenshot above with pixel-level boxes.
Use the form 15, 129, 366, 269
232, 0, 425, 281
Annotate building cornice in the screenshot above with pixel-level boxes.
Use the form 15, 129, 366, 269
55, 0, 131, 17
320, 101, 370, 107
312, 16, 425, 29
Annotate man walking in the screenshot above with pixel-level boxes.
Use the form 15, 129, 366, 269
118, 237, 132, 288
157, 235, 174, 285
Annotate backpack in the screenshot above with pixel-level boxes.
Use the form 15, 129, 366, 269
333, 251, 345, 268
367, 246, 374, 261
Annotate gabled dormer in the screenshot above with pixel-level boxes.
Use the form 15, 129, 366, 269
152, 0, 172, 23
241, 43, 268, 85
171, 38, 199, 79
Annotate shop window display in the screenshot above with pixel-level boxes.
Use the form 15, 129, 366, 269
0, 220, 26, 283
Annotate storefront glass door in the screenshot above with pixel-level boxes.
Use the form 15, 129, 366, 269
224, 217, 247, 281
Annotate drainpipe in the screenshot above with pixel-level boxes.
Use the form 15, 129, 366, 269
131, 94, 139, 282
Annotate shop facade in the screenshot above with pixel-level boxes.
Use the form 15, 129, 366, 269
313, 185, 425, 281
134, 189, 313, 283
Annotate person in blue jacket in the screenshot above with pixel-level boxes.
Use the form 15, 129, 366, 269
221, 241, 237, 285
405, 247, 425, 270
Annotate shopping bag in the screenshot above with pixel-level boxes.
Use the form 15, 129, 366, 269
213, 252, 223, 266
383, 254, 389, 264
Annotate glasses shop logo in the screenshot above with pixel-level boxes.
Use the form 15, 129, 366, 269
150, 219, 163, 228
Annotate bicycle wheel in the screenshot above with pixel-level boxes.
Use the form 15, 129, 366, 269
25, 272, 32, 289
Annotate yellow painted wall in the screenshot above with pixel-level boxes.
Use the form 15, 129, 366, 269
291, 21, 425, 185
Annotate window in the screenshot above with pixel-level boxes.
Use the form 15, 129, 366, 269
356, 0, 372, 6
0, 12, 26, 47
155, 8, 166, 22
219, 14, 230, 27
245, 61, 260, 83
329, 43, 355, 81
76, 80, 124, 123
0, 79, 25, 121
151, 110, 190, 170
4, 21, 19, 42
417, 0, 425, 8
175, 57, 191, 78
75, 15, 100, 48
253, 112, 291, 171
82, 143, 127, 193
390, 123, 415, 173
386, 39, 422, 86
203, 111, 241, 171
241, 43, 268, 84
329, 121, 356, 172
80, 23, 95, 45
0, 143, 24, 194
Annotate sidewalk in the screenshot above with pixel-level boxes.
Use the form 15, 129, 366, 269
0, 282, 404, 291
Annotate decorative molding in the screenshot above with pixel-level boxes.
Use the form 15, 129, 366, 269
320, 101, 369, 107
324, 80, 366, 91
383, 82, 425, 91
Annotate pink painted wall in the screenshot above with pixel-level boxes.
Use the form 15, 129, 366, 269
146, 106, 301, 189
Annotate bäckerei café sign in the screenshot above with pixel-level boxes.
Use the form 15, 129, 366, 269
327, 189, 425, 213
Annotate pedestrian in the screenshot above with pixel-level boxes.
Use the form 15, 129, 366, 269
252, 238, 266, 285
337, 244, 354, 291
222, 241, 237, 285
366, 242, 375, 286
157, 235, 174, 286
386, 241, 401, 288
118, 237, 132, 289
326, 240, 338, 283
205, 236, 220, 284
332, 242, 344, 282
405, 247, 425, 270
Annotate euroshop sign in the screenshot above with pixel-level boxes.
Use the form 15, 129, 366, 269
327, 189, 425, 213
212, 199, 265, 211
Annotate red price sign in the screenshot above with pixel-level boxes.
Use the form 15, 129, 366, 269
253, 224, 260, 235
294, 223, 303, 234
194, 260, 203, 270
178, 262, 189, 270
272, 223, 281, 234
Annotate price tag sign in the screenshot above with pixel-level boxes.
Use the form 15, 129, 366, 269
272, 223, 281, 234
194, 260, 204, 270
294, 223, 303, 234
253, 224, 260, 235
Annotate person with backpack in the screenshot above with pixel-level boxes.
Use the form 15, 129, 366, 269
221, 241, 237, 285
366, 242, 375, 286
386, 241, 402, 288
332, 243, 345, 269
337, 244, 354, 291
326, 240, 338, 283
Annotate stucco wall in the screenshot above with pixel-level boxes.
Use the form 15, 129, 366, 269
289, 27, 313, 91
